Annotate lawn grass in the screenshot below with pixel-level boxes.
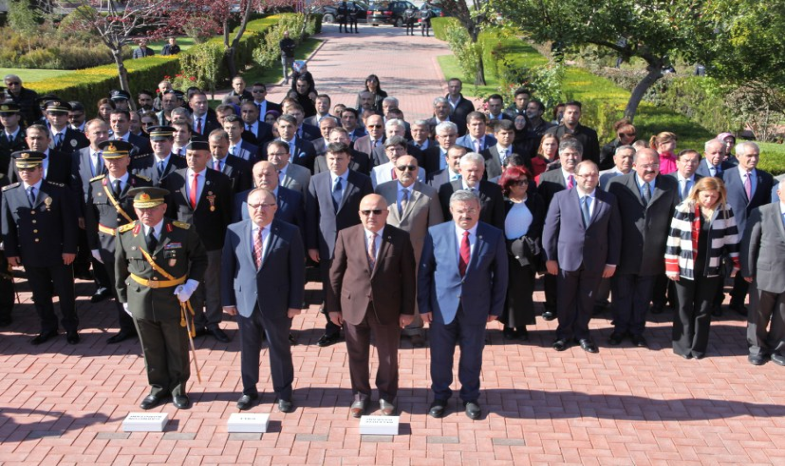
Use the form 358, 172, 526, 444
0, 68, 74, 83
148, 38, 197, 54
238, 38, 322, 86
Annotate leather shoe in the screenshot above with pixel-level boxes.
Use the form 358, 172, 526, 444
729, 303, 748, 316
350, 400, 369, 418
66, 331, 80, 345
503, 328, 516, 340
317, 333, 341, 347
194, 327, 207, 337
90, 288, 111, 303
772, 354, 785, 366
208, 328, 230, 343
428, 399, 447, 418
236, 394, 258, 411
552, 339, 569, 351
173, 394, 191, 409
106, 330, 137, 344
379, 399, 396, 416
278, 399, 294, 413
464, 401, 481, 420
578, 339, 598, 353
748, 354, 768, 366
518, 328, 529, 341
0, 317, 13, 327
140, 394, 165, 410
630, 335, 648, 348
409, 334, 425, 348
289, 333, 298, 345
607, 332, 626, 346
30, 330, 58, 345
541, 310, 556, 321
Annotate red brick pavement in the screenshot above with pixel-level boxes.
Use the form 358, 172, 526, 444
2, 23, 785, 466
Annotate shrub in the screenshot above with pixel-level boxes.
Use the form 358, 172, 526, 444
252, 13, 309, 68
431, 17, 457, 41
7, 0, 40, 35
177, 41, 224, 93
443, 21, 482, 86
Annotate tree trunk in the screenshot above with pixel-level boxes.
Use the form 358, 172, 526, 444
469, 28, 486, 86
112, 48, 131, 95
475, 54, 486, 86
624, 64, 663, 122
225, 47, 238, 80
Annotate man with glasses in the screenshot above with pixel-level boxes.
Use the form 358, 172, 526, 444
68, 101, 87, 133
232, 160, 303, 230
607, 149, 678, 348
3, 74, 41, 127
250, 83, 282, 121
370, 119, 422, 168
370, 136, 425, 188
543, 160, 621, 354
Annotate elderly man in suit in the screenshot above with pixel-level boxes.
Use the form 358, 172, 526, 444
267, 140, 311, 197
327, 194, 416, 417
232, 161, 303, 229
208, 129, 253, 194
696, 139, 734, 178
354, 114, 386, 158
376, 155, 443, 346
543, 160, 621, 353
423, 122, 460, 176
306, 142, 374, 347
368, 119, 423, 168
723, 141, 774, 316
419, 189, 508, 420
599, 145, 634, 189
741, 184, 785, 366
222, 188, 305, 412
438, 152, 505, 230
607, 149, 678, 348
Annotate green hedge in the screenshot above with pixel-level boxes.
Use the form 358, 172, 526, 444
431, 17, 458, 41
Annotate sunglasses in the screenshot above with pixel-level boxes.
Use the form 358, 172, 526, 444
367, 125, 382, 129
396, 165, 417, 172
619, 132, 636, 138
6, 82, 21, 86
360, 209, 384, 216
511, 179, 529, 186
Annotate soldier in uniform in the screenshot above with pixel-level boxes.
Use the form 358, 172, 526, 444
130, 126, 187, 186
347, 1, 359, 33
0, 102, 28, 176
84, 140, 152, 344
1, 151, 79, 344
43, 100, 89, 155
115, 187, 208, 410
337, 1, 349, 33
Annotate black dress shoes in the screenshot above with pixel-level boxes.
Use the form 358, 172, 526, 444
552, 339, 569, 351
236, 394, 258, 411
350, 400, 369, 418
607, 333, 626, 346
90, 288, 112, 303
729, 303, 748, 316
503, 328, 516, 340
278, 399, 294, 413
289, 333, 298, 345
578, 339, 598, 353
630, 335, 648, 348
173, 394, 191, 409
0, 316, 12, 327
194, 327, 207, 337
208, 328, 230, 343
464, 401, 481, 420
748, 354, 768, 366
140, 394, 166, 410
409, 334, 425, 348
542, 310, 556, 321
317, 333, 341, 347
66, 331, 80, 345
429, 399, 448, 418
518, 328, 529, 341
771, 354, 785, 366
31, 330, 58, 345
106, 330, 137, 344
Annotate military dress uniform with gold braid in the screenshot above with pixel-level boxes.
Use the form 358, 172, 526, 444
115, 193, 207, 401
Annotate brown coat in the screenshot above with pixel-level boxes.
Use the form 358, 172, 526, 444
326, 224, 416, 326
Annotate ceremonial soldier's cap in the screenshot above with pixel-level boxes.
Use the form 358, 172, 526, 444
0, 101, 20, 115
173, 90, 185, 100
110, 89, 131, 101
148, 125, 175, 141
12, 151, 47, 169
185, 140, 210, 152
98, 140, 133, 159
127, 187, 169, 209
44, 100, 72, 114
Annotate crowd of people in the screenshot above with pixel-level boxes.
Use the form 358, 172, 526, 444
0, 67, 782, 419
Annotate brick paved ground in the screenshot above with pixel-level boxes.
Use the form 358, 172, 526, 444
2, 23, 785, 466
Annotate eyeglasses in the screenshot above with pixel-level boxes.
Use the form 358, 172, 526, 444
619, 132, 636, 138
453, 208, 479, 215
396, 165, 417, 172
511, 179, 529, 186
367, 125, 382, 129
637, 163, 660, 169
360, 209, 384, 216
248, 203, 276, 210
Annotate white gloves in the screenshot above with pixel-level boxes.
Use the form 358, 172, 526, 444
91, 249, 103, 264
174, 279, 200, 303
122, 303, 131, 316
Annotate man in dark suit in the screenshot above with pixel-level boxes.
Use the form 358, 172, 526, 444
288, 102, 322, 141
110, 110, 152, 156
741, 185, 785, 366
208, 129, 253, 194
419, 189, 508, 420
267, 114, 316, 172
446, 78, 475, 123
696, 139, 734, 178
340, 107, 367, 143
368, 119, 423, 168
2, 151, 79, 345
428, 144, 466, 188
545, 101, 600, 165
327, 194, 416, 417
485, 94, 513, 122
543, 160, 621, 353
163, 141, 233, 343
481, 119, 532, 179
306, 142, 374, 346
456, 112, 496, 153
232, 161, 304, 230
724, 141, 775, 315
222, 188, 304, 412
44, 101, 89, 155
189, 92, 221, 138
607, 149, 679, 347
311, 116, 338, 157
267, 140, 311, 197
250, 82, 282, 120
223, 115, 260, 163
303, 94, 339, 129
239, 101, 274, 149
314, 127, 371, 176
130, 126, 187, 186
9, 125, 76, 190
438, 152, 504, 230
424, 121, 460, 177
0, 102, 28, 175
353, 114, 385, 158
429, 97, 466, 137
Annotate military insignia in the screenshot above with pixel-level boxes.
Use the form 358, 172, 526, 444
139, 193, 151, 202
131, 246, 137, 251
2, 183, 19, 191
107, 143, 116, 152
206, 180, 211, 186
44, 197, 52, 210
0, 105, 7, 111
136, 175, 151, 181
53, 101, 61, 107
94, 175, 106, 182
21, 152, 29, 159
118, 223, 135, 233
70, 139, 77, 147
207, 191, 216, 212
165, 243, 182, 249
168, 258, 177, 267
173, 221, 190, 229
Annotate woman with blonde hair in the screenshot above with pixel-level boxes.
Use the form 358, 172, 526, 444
532, 133, 560, 181
650, 131, 678, 175
665, 177, 740, 359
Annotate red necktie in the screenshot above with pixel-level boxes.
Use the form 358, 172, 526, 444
196, 117, 202, 135
392, 167, 397, 180
567, 175, 575, 189
190, 173, 199, 209
459, 231, 470, 277
254, 228, 263, 269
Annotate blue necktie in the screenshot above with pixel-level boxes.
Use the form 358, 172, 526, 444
582, 196, 591, 227
332, 177, 342, 212
157, 161, 165, 177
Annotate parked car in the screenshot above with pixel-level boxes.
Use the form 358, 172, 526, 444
368, 1, 418, 27
318, 1, 369, 24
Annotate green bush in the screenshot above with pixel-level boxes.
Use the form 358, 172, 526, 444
308, 13, 323, 35
431, 17, 457, 41
443, 20, 482, 86
252, 13, 311, 68
177, 41, 224, 93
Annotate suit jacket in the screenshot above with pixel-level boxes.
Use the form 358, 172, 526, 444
438, 180, 505, 230
241, 121, 274, 148
297, 123, 321, 142
455, 134, 497, 153
230, 139, 260, 163
353, 135, 384, 158
221, 219, 305, 318
131, 153, 187, 186
599, 167, 626, 190
722, 167, 775, 236
305, 170, 374, 259
695, 159, 734, 178
279, 162, 311, 197
371, 162, 426, 188
481, 145, 533, 180
111, 132, 152, 157
326, 224, 416, 325
542, 188, 622, 274
303, 114, 339, 129
421, 145, 444, 176
536, 167, 569, 206
265, 137, 316, 172
313, 149, 371, 176
191, 115, 221, 139
418, 221, 508, 325
427, 116, 466, 137
545, 124, 600, 165
427, 168, 460, 188
376, 180, 443, 263
213, 155, 253, 194
741, 203, 785, 293
72, 147, 107, 205
312, 137, 328, 156
607, 173, 679, 276
232, 186, 304, 229
51, 127, 89, 155
163, 168, 233, 250
666, 172, 704, 202
370, 143, 424, 168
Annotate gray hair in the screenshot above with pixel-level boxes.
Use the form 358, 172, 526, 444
632, 140, 648, 151
736, 141, 759, 156
435, 121, 458, 135
615, 144, 636, 156
433, 96, 449, 106
704, 139, 724, 152
450, 189, 480, 206
170, 107, 192, 124
459, 152, 485, 167
385, 118, 406, 132
384, 135, 407, 148
413, 119, 430, 128
558, 138, 584, 156
3, 74, 21, 83
382, 96, 399, 107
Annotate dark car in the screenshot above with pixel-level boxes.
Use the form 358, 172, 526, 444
368, 1, 418, 27
319, 1, 369, 24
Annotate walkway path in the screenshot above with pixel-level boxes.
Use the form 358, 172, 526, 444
1, 23, 785, 466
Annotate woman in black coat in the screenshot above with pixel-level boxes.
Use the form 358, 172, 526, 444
355, 74, 387, 113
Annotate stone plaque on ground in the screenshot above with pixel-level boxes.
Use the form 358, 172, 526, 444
122, 412, 168, 432
227, 413, 270, 433
359, 415, 400, 435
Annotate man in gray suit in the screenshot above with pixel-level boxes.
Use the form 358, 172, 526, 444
599, 145, 634, 190
267, 140, 310, 197
376, 155, 443, 346
607, 149, 679, 348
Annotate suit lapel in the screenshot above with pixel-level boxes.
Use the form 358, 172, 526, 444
648, 175, 667, 207
624, 173, 646, 208
337, 172, 356, 213
466, 225, 485, 274
260, 221, 279, 270
371, 230, 392, 279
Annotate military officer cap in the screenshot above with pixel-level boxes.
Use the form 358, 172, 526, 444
185, 140, 210, 152
127, 187, 169, 209
12, 150, 47, 169
172, 90, 186, 100
44, 100, 72, 114
148, 125, 175, 141
0, 101, 20, 115
98, 140, 133, 159
110, 89, 131, 101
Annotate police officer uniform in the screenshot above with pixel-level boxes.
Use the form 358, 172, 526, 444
115, 187, 208, 410
337, 1, 349, 33
0, 102, 29, 177
43, 101, 89, 155
84, 141, 152, 343
1, 151, 79, 344
347, 1, 359, 33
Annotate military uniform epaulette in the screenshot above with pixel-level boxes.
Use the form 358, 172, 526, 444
118, 223, 136, 233
135, 174, 151, 181
173, 221, 190, 229
133, 153, 150, 160
90, 174, 106, 182
2, 182, 20, 191
47, 181, 65, 187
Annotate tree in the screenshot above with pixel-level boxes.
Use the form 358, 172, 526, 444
439, 0, 489, 86
491, 0, 716, 122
